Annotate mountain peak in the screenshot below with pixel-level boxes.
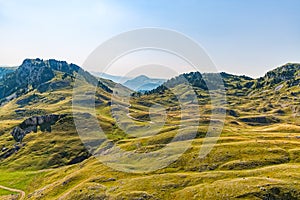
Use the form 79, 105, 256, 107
20, 58, 73, 71
0, 58, 112, 102
123, 75, 166, 91
134, 75, 150, 80
22, 58, 43, 63
266, 63, 300, 75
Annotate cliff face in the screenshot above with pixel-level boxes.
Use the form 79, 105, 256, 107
15, 59, 55, 88
11, 114, 67, 142
0, 59, 55, 101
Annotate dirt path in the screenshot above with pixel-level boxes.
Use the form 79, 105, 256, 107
0, 185, 25, 200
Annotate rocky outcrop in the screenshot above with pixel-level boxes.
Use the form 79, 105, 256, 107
239, 116, 281, 126
11, 114, 67, 142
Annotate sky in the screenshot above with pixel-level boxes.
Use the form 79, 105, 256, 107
0, 0, 299, 78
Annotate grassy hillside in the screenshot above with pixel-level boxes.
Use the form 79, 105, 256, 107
0, 60, 299, 199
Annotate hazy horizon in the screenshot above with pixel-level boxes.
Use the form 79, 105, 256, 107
0, 57, 297, 79
0, 0, 300, 78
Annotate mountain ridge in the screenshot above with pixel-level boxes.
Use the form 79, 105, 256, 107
146, 63, 300, 95
0, 58, 112, 105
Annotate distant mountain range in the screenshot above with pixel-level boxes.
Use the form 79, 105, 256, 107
90, 72, 131, 83
123, 75, 166, 91
1, 60, 299, 99
1, 61, 299, 96
92, 72, 166, 91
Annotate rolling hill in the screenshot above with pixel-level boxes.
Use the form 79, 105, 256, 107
0, 60, 299, 199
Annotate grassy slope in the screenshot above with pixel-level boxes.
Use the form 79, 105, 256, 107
1, 96, 299, 199
0, 65, 299, 199
0, 188, 18, 196
1, 127, 299, 199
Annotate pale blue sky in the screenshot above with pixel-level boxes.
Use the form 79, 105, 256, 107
0, 0, 299, 77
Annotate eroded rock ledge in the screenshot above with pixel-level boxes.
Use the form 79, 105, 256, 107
11, 114, 67, 142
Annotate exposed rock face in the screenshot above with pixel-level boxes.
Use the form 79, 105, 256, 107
15, 59, 55, 88
11, 127, 26, 142
11, 114, 67, 142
